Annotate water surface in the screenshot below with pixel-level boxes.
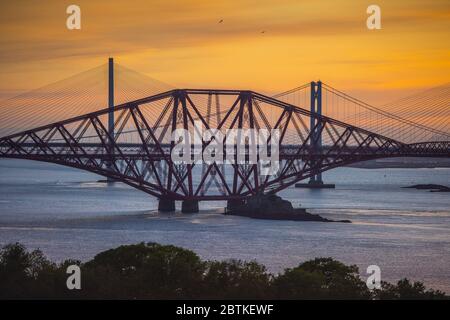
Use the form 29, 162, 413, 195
0, 159, 449, 292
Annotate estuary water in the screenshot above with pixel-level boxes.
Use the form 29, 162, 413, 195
0, 159, 449, 292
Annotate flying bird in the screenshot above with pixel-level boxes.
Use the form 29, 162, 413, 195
218, 19, 223, 23
261, 30, 266, 34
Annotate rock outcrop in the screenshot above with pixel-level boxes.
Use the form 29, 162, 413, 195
403, 184, 450, 192
225, 194, 351, 223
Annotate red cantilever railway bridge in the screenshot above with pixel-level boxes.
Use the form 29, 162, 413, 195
0, 88, 448, 212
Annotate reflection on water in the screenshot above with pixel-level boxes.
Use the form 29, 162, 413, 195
0, 159, 449, 292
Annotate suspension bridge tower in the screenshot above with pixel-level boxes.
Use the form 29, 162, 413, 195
296, 81, 335, 189
107, 57, 115, 182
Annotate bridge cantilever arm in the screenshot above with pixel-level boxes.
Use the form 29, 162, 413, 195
0, 90, 176, 141
250, 91, 408, 146
405, 141, 450, 157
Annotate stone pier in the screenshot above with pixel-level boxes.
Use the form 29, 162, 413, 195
226, 199, 246, 213
158, 198, 175, 212
181, 200, 199, 213
295, 181, 335, 189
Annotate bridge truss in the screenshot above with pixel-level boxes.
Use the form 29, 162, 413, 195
1, 89, 448, 204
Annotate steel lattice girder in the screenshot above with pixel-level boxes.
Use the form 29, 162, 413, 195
0, 89, 449, 200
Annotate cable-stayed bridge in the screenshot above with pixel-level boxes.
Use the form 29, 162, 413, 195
0, 60, 449, 212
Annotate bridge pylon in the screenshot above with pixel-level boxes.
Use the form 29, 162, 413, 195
107, 57, 115, 182
296, 80, 335, 189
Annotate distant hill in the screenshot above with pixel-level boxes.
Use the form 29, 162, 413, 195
348, 157, 450, 169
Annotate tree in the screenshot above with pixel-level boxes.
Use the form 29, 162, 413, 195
272, 268, 326, 299
203, 259, 271, 299
273, 258, 371, 299
374, 278, 446, 300
0, 242, 57, 299
0, 243, 447, 299
82, 242, 205, 299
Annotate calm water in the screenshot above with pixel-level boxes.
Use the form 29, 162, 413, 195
0, 159, 449, 292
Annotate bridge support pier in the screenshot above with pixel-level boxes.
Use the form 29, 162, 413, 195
295, 181, 335, 189
181, 200, 199, 213
158, 198, 175, 212
226, 199, 246, 213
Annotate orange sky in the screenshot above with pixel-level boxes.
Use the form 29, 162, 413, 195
0, 0, 449, 105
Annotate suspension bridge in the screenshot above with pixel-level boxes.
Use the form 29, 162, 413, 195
0, 59, 449, 212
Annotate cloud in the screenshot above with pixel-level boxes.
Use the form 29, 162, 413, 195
0, 0, 448, 97
3, 0, 448, 63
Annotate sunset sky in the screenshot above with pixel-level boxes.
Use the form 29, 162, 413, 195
0, 0, 449, 105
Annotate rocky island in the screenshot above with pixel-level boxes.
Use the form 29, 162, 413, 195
403, 184, 450, 192
225, 194, 351, 223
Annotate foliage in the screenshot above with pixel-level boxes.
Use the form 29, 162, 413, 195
202, 259, 271, 299
0, 242, 446, 299
373, 278, 446, 300
82, 242, 205, 299
273, 258, 371, 299
0, 243, 63, 299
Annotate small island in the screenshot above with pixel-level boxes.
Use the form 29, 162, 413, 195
224, 194, 351, 223
403, 184, 450, 192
